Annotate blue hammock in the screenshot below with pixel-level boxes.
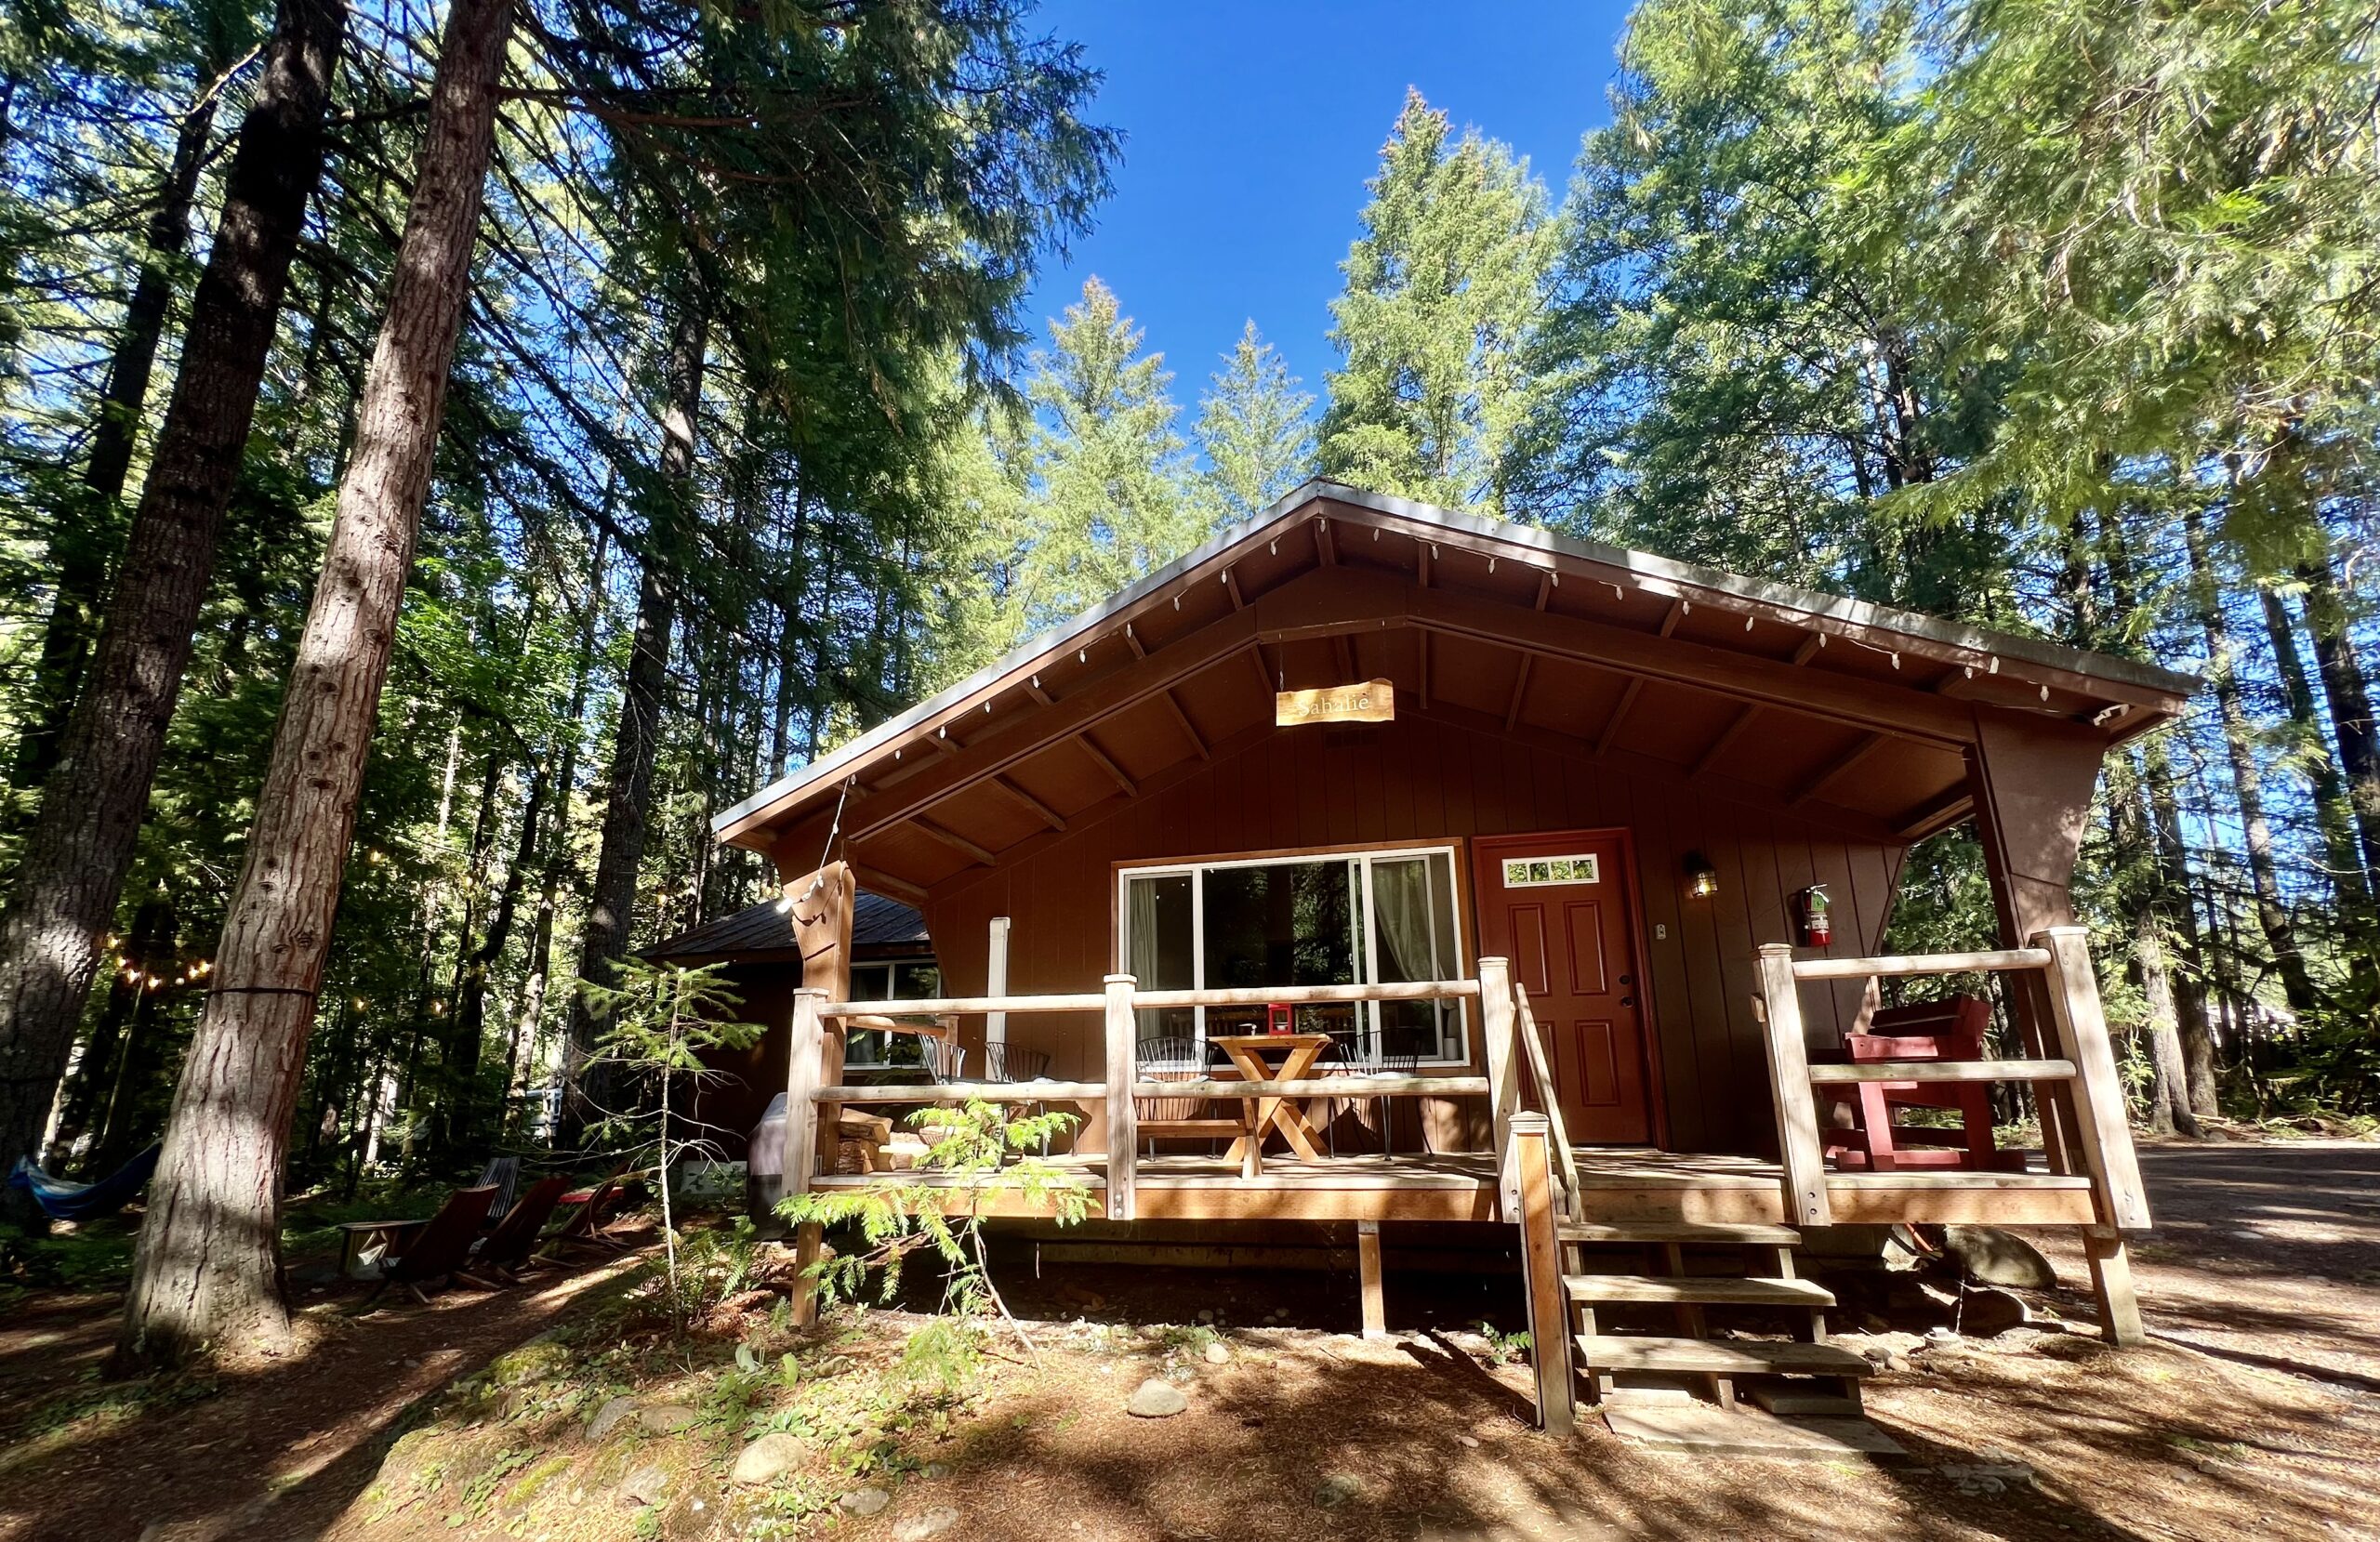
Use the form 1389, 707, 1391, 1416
7, 1143, 162, 1221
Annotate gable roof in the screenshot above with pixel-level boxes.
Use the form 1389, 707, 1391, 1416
715, 482, 2196, 883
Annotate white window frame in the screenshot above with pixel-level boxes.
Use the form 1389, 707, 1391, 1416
840, 957, 939, 1067
1115, 843, 1471, 1066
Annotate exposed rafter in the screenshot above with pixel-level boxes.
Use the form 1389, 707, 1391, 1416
1159, 689, 1210, 759
1504, 655, 1534, 731
1691, 705, 1760, 779
1077, 732, 1138, 797
986, 773, 1066, 832
1793, 732, 1886, 808
1792, 632, 1826, 666
914, 819, 997, 867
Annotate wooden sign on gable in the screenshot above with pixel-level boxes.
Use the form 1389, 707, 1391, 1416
1276, 679, 1395, 728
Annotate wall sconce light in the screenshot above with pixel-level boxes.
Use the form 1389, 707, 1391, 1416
1683, 851, 1718, 900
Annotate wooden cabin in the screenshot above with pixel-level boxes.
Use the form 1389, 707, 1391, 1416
707, 482, 2194, 1428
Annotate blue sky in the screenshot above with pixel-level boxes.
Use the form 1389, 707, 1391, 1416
1020, 0, 1633, 415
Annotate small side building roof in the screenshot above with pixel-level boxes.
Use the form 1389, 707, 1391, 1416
646, 890, 931, 966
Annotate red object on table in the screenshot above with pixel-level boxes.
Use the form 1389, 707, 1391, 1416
1265, 1002, 1293, 1035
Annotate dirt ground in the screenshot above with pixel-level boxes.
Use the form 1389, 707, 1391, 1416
3, 1140, 2377, 1542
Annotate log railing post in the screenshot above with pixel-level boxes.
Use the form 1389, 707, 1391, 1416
2034, 927, 2150, 1231
1478, 956, 1519, 1217
1509, 1112, 1575, 1435
1104, 973, 1138, 1221
1754, 943, 1831, 1227
786, 986, 828, 1325
2036, 926, 2151, 1347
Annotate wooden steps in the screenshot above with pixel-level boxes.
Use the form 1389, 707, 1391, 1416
1564, 1273, 1833, 1309
1573, 1334, 1876, 1377
1559, 1221, 1802, 1245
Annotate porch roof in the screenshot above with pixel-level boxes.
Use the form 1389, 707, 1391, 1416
716, 483, 2196, 896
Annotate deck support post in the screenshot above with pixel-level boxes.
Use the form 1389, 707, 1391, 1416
1104, 974, 1138, 1221
1509, 1112, 1575, 1434
1754, 944, 1831, 1226
2035, 927, 2151, 1232
2084, 1226, 2146, 1347
1356, 1220, 1386, 1339
1478, 956, 1519, 1218
786, 986, 828, 1325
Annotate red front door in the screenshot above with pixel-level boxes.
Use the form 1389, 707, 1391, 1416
1472, 831, 1657, 1145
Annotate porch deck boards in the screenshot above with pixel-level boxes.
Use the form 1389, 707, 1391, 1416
804, 1146, 2097, 1225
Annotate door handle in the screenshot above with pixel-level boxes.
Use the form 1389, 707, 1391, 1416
1619, 972, 1634, 985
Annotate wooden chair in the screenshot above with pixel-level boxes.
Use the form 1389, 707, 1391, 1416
464, 1175, 569, 1285
362, 1185, 497, 1307
1819, 996, 2027, 1172
538, 1163, 631, 1261
1133, 1035, 1239, 1156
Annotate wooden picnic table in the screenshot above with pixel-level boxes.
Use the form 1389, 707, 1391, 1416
1212, 1032, 1334, 1175
335, 1217, 430, 1281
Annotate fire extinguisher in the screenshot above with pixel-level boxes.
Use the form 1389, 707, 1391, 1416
1797, 885, 1833, 948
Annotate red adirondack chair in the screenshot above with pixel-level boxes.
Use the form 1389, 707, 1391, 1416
1819, 996, 2028, 1172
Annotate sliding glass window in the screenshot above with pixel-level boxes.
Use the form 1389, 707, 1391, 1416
1117, 846, 1467, 1063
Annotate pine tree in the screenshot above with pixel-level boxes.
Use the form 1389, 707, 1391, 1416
1197, 321, 1313, 524
1014, 277, 1201, 626
1318, 90, 1554, 515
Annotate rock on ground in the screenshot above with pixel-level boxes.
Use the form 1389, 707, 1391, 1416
618, 1465, 670, 1509
637, 1404, 697, 1434
840, 1487, 891, 1516
587, 1397, 636, 1441
732, 1432, 804, 1486
1127, 1378, 1188, 1417
1938, 1225, 2057, 1290
894, 1507, 960, 1541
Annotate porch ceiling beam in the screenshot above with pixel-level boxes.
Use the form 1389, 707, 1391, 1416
1159, 688, 1210, 759
1245, 643, 1275, 701
915, 818, 998, 867
1334, 500, 2185, 711
1419, 630, 1431, 709
851, 863, 927, 905
1532, 569, 1553, 611
1025, 675, 1054, 706
1793, 731, 1886, 808
1316, 516, 1337, 566
1077, 732, 1138, 797
1593, 679, 1641, 757
1223, 566, 1246, 611
1417, 540, 1433, 589
1895, 782, 1976, 839
1410, 698, 1903, 846
1503, 654, 1534, 731
1691, 705, 1759, 779
1792, 632, 1826, 666
1389, 574, 1979, 747
843, 605, 1261, 841
986, 773, 1066, 832
1124, 623, 1146, 660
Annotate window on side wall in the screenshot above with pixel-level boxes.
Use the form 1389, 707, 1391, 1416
841, 959, 940, 1069
1117, 846, 1468, 1064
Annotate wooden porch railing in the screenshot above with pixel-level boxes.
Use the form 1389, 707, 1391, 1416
1751, 927, 2151, 1235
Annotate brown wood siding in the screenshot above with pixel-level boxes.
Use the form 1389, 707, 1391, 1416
921, 711, 1904, 1157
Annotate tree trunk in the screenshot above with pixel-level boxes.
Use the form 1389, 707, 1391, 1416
112, 0, 512, 1372
14, 86, 222, 790
46, 892, 174, 1169
508, 530, 607, 1130
562, 298, 707, 1140
2296, 555, 2380, 895
2258, 583, 2380, 986
2180, 503, 2321, 1022
2143, 738, 2220, 1116
448, 751, 543, 1149
0, 0, 348, 1226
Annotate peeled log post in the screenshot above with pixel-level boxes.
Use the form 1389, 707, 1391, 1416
112, 0, 514, 1372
